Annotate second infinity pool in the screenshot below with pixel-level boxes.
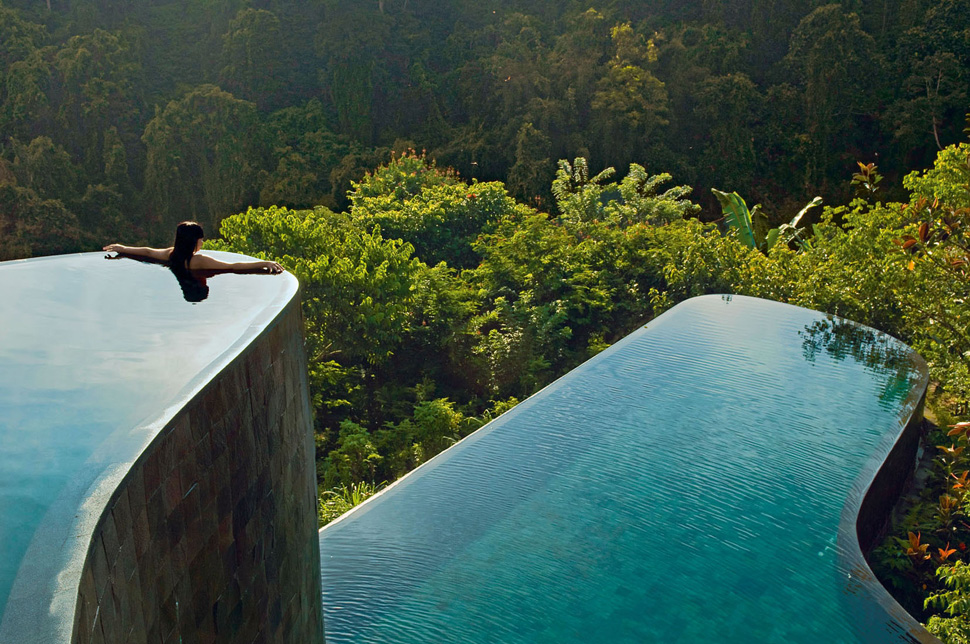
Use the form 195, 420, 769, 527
319, 295, 928, 643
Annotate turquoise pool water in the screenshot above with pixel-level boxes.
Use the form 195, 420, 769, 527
0, 252, 294, 623
319, 295, 928, 643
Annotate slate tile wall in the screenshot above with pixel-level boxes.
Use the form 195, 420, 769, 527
856, 395, 926, 556
71, 299, 324, 644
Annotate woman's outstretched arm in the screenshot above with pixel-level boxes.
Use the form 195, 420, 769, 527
188, 253, 284, 274
103, 244, 172, 262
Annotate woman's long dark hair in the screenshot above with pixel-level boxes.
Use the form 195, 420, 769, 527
169, 221, 204, 271
168, 221, 209, 301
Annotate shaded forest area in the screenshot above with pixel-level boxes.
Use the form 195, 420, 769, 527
1, 0, 968, 259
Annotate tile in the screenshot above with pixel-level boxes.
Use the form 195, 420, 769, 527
161, 472, 183, 517
114, 534, 137, 586
184, 516, 204, 564
91, 611, 107, 644
98, 578, 121, 639
195, 433, 214, 470
111, 487, 134, 542
147, 615, 163, 644
67, 303, 324, 644
132, 505, 152, 559
91, 535, 110, 602
155, 553, 176, 603
140, 574, 159, 631
158, 591, 178, 642
179, 450, 200, 498
101, 507, 121, 569
173, 419, 194, 462
159, 431, 178, 478
143, 451, 162, 498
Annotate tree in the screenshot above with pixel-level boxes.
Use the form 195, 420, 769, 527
259, 99, 352, 209
388, 398, 472, 467
692, 73, 762, 191
466, 211, 578, 396
323, 421, 382, 487
478, 13, 550, 126
466, 157, 701, 397
590, 23, 669, 169
926, 561, 970, 643
785, 5, 884, 194
1, 136, 85, 255
900, 0, 970, 68
316, 4, 393, 144
547, 7, 611, 126
0, 184, 82, 257
9, 135, 78, 200
348, 152, 532, 268
49, 29, 142, 175
888, 52, 967, 152
142, 84, 263, 239
130, 0, 250, 97
220, 8, 285, 111
1, 49, 51, 141
212, 204, 434, 430
506, 121, 554, 205
552, 157, 697, 227
0, 2, 46, 72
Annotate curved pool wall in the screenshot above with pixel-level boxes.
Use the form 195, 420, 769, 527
319, 294, 934, 643
0, 252, 324, 643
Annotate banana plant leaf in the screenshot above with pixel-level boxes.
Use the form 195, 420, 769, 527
712, 188, 757, 249
766, 228, 780, 250
765, 197, 823, 252
791, 196, 823, 229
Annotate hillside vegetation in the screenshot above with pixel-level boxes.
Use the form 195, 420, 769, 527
1, 0, 968, 256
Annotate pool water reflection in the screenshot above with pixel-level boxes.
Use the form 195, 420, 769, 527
319, 295, 930, 643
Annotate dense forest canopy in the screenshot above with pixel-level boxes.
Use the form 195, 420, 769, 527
2, 0, 968, 258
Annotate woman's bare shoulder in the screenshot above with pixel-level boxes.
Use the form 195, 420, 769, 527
187, 253, 230, 270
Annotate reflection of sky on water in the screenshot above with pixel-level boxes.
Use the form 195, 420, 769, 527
0, 252, 293, 618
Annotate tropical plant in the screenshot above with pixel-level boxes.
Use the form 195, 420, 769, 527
318, 480, 384, 526
712, 188, 758, 249
851, 161, 883, 200
927, 561, 970, 643
713, 188, 822, 252
768, 196, 823, 251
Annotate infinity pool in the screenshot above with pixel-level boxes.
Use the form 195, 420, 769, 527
0, 252, 294, 627
319, 295, 930, 643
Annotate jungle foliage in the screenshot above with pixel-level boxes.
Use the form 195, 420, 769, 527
212, 142, 970, 638
2, 0, 970, 259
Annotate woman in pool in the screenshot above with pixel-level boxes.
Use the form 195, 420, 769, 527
103, 221, 283, 274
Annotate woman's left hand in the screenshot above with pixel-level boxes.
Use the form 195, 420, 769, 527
263, 261, 284, 274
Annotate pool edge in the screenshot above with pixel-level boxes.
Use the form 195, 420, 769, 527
0, 254, 324, 644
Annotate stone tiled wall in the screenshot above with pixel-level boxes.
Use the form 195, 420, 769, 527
71, 298, 324, 644
857, 394, 926, 555
839, 392, 936, 643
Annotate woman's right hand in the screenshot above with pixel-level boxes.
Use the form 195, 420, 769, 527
103, 243, 125, 253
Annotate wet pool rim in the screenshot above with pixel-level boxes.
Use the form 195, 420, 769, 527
0, 251, 300, 643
